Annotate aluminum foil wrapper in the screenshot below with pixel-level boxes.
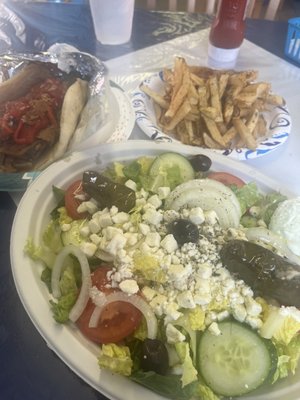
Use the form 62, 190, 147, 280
0, 45, 117, 190
0, 46, 113, 149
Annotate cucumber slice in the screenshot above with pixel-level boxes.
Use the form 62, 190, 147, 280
197, 321, 277, 397
148, 152, 195, 192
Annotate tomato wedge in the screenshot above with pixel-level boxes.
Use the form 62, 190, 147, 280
207, 172, 245, 188
76, 266, 142, 344
65, 179, 89, 220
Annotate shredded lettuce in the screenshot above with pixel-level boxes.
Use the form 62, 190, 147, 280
232, 182, 287, 226
42, 219, 63, 252
273, 335, 300, 382
98, 343, 133, 376
133, 251, 167, 283
175, 342, 198, 387
193, 383, 220, 400
49, 261, 81, 323
130, 370, 200, 400
186, 307, 206, 331
25, 237, 57, 269
232, 182, 263, 215
50, 291, 77, 323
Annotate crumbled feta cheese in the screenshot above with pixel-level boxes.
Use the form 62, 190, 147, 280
188, 207, 205, 225
244, 296, 262, 317
89, 286, 107, 307
150, 294, 168, 316
90, 233, 101, 245
163, 209, 180, 223
141, 286, 157, 302
74, 193, 87, 202
232, 303, 247, 322
78, 199, 98, 215
61, 223, 71, 232
194, 292, 212, 306
166, 324, 186, 344
208, 322, 221, 336
98, 212, 113, 228
85, 199, 98, 214
112, 212, 130, 224
88, 219, 101, 234
143, 208, 163, 226
119, 279, 139, 294
77, 202, 88, 213
80, 242, 97, 257
164, 302, 183, 322
139, 242, 151, 253
124, 232, 139, 246
204, 210, 219, 225
145, 232, 161, 247
216, 310, 230, 321
80, 225, 90, 237
106, 233, 127, 256
246, 316, 262, 329
136, 198, 147, 207
104, 226, 123, 240
147, 194, 162, 209
157, 186, 171, 200
109, 206, 119, 216
161, 234, 178, 253
138, 188, 149, 199
125, 179, 137, 191
197, 263, 212, 279
168, 264, 187, 281
176, 291, 195, 309
139, 223, 151, 236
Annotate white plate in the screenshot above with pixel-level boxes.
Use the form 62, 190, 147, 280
132, 72, 292, 161
0, 82, 134, 192
10, 141, 300, 400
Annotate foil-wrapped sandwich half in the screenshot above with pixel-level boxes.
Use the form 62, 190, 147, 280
0, 51, 113, 172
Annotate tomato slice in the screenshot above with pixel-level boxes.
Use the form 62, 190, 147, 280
76, 266, 142, 344
207, 172, 245, 188
65, 179, 89, 220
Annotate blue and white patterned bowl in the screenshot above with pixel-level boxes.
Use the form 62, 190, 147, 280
132, 71, 291, 161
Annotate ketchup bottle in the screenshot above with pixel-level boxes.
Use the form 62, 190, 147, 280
208, 0, 248, 69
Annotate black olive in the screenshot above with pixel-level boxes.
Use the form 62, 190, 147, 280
168, 219, 199, 246
140, 339, 169, 375
189, 154, 212, 172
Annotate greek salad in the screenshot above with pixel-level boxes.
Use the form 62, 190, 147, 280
26, 151, 300, 400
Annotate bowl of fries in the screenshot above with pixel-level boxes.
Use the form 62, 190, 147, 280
132, 57, 291, 160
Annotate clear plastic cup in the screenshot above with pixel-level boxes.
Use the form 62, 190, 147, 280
89, 0, 135, 45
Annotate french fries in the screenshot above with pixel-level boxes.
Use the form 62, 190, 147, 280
141, 57, 284, 151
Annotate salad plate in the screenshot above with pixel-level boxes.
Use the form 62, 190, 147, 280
0, 81, 134, 192
10, 141, 300, 400
132, 72, 291, 161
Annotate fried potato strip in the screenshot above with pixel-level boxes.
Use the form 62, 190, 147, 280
140, 57, 284, 151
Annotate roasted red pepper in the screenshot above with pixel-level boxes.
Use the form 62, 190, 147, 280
0, 77, 67, 145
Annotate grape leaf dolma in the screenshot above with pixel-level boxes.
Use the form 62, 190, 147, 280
220, 240, 300, 308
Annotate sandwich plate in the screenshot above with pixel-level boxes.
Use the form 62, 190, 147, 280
0, 82, 134, 191
131, 72, 291, 161
10, 140, 300, 400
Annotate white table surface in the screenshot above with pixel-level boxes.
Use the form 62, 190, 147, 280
106, 28, 300, 195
